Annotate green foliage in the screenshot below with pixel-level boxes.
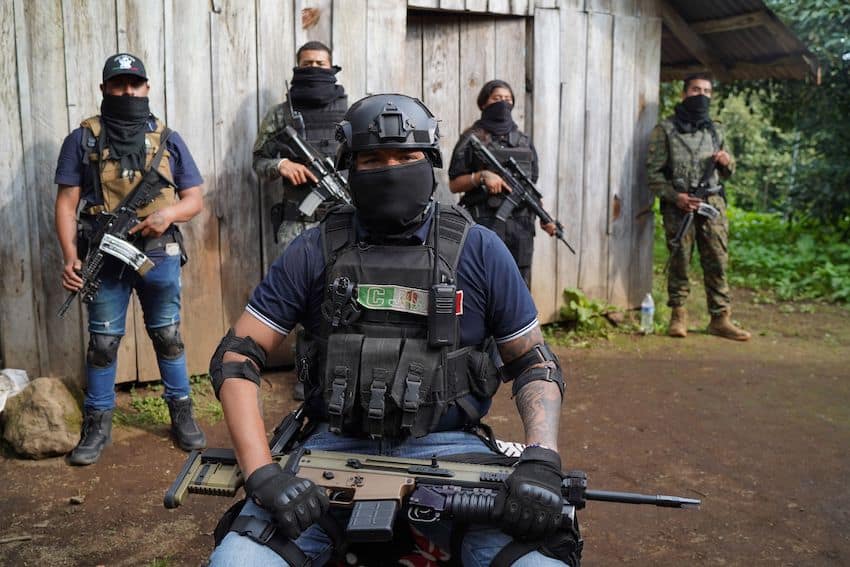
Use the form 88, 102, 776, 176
545, 288, 624, 345
727, 209, 850, 302
723, 0, 850, 226
114, 374, 222, 428
652, 203, 850, 303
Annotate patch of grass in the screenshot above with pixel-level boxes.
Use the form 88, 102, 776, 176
114, 373, 222, 428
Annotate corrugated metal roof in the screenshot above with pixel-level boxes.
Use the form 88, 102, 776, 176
661, 0, 818, 82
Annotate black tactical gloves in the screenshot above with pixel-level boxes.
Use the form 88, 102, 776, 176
495, 445, 565, 539
245, 462, 330, 540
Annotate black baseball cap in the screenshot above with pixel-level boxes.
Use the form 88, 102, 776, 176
102, 53, 148, 83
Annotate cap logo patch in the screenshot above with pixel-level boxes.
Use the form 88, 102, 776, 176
114, 54, 135, 70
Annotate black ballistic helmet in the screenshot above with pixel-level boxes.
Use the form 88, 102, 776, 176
335, 94, 442, 170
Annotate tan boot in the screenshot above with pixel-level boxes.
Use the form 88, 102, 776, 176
707, 312, 752, 341
668, 307, 687, 338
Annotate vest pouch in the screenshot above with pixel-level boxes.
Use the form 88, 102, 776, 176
465, 341, 500, 399
358, 337, 403, 438
390, 338, 440, 437
323, 334, 364, 433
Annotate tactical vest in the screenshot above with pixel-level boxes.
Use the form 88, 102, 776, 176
459, 127, 535, 213
298, 204, 499, 439
284, 96, 348, 160
659, 118, 722, 193
81, 116, 177, 218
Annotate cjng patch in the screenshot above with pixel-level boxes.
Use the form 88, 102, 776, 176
357, 284, 428, 316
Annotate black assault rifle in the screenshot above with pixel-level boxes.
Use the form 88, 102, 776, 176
164, 409, 700, 544
276, 125, 351, 217
664, 158, 723, 273
467, 134, 575, 254
57, 135, 173, 318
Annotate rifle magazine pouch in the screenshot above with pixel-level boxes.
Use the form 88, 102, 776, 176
359, 337, 403, 438
323, 334, 363, 433
391, 339, 439, 437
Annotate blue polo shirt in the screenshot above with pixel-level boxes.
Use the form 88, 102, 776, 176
247, 209, 539, 348
54, 117, 203, 203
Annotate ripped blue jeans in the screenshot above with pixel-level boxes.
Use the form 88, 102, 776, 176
84, 250, 189, 410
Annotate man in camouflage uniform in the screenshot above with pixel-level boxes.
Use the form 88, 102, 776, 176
253, 41, 348, 249
646, 73, 751, 341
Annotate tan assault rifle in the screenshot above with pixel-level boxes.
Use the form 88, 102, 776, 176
164, 412, 700, 543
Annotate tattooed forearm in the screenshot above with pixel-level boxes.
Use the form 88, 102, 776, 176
515, 379, 562, 451
498, 325, 545, 364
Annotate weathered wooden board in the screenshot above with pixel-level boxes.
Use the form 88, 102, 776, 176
0, 0, 42, 374
556, 5, 587, 298
295, 0, 333, 48
529, 8, 560, 321
402, 13, 424, 98
163, 0, 226, 376
117, 0, 166, 382
510, 0, 530, 16
577, 11, 613, 301
466, 0, 488, 12
366, 0, 407, 95
635, 0, 660, 18
606, 15, 638, 306
421, 15, 460, 204
611, 0, 636, 16
587, 0, 612, 13
459, 16, 496, 129
14, 0, 67, 378
333, 0, 368, 102
630, 14, 661, 307
494, 17, 526, 131
258, 0, 296, 274
211, 1, 262, 328
487, 0, 510, 14
408, 0, 439, 9
439, 0, 464, 10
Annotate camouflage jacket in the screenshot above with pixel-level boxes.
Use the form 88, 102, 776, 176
252, 96, 348, 185
646, 116, 735, 203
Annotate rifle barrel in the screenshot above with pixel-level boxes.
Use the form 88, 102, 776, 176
585, 489, 700, 509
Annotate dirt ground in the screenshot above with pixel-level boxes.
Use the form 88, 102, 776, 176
1, 290, 848, 566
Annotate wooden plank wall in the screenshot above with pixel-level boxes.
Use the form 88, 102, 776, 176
0, 0, 661, 382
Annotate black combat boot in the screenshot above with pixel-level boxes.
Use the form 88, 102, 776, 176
67, 408, 114, 466
167, 397, 207, 451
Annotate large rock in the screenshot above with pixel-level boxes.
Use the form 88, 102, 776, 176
2, 377, 82, 458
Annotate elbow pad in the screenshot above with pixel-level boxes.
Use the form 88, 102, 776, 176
209, 329, 268, 399
500, 343, 565, 398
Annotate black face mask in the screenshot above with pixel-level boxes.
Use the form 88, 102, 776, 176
289, 65, 346, 108
674, 94, 712, 133
100, 94, 151, 173
349, 159, 435, 238
477, 100, 515, 136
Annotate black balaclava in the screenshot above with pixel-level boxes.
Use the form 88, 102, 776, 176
476, 100, 515, 136
348, 159, 435, 239
289, 65, 346, 108
100, 94, 151, 173
673, 94, 712, 134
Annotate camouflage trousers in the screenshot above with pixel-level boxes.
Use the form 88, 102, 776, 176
277, 218, 319, 251
661, 195, 731, 315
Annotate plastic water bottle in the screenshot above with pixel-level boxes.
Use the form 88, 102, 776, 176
640, 293, 655, 334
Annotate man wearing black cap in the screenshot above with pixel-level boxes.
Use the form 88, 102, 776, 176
54, 53, 207, 466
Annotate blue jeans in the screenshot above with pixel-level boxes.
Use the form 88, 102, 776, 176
210, 426, 568, 566
84, 250, 190, 410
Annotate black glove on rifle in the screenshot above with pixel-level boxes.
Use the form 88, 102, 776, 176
495, 445, 564, 539
245, 462, 330, 540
